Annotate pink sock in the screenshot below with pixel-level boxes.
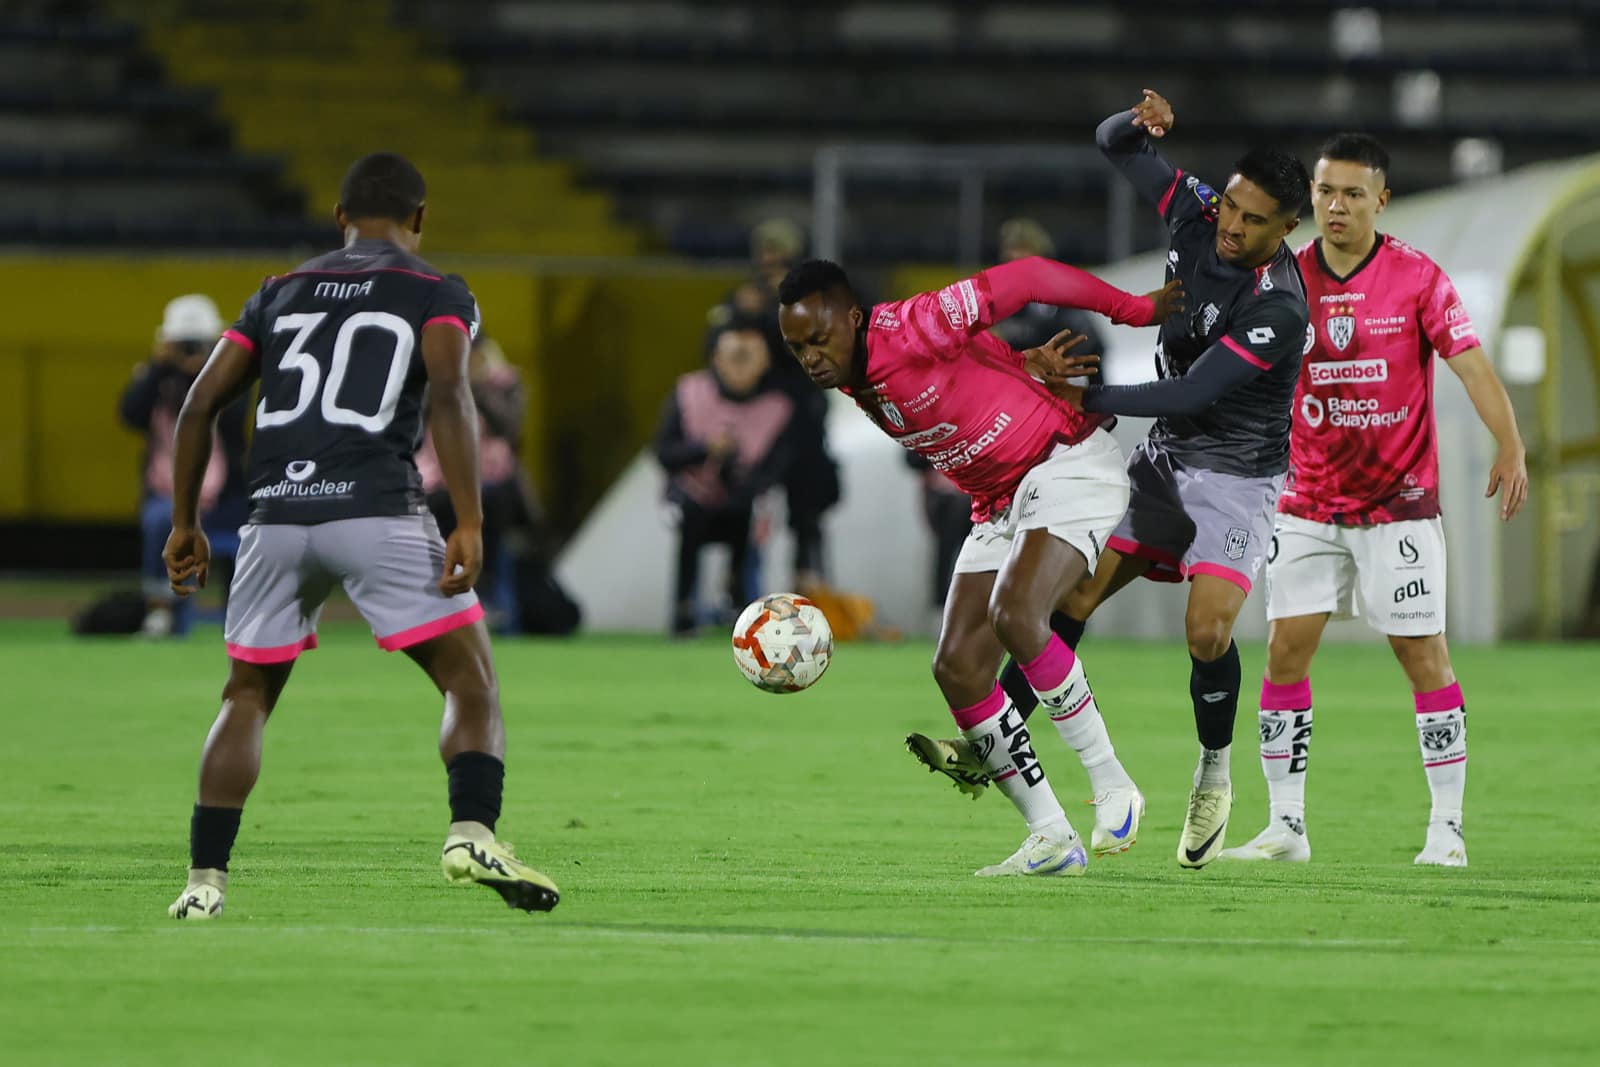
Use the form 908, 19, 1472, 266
1018, 635, 1077, 694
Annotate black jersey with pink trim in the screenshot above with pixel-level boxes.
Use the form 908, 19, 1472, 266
225, 238, 479, 524
1097, 110, 1309, 477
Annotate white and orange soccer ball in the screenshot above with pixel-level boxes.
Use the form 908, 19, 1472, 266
730, 593, 833, 693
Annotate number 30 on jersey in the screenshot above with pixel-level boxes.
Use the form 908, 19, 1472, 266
256, 311, 414, 433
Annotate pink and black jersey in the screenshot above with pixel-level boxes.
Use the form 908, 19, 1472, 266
225, 238, 480, 525
1280, 235, 1479, 525
844, 257, 1152, 521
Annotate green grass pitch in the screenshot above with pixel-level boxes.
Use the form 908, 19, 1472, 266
3, 619, 1595, 1065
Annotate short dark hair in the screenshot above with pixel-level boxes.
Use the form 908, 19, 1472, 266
1233, 149, 1311, 218
777, 259, 857, 306
339, 152, 426, 223
1318, 132, 1391, 179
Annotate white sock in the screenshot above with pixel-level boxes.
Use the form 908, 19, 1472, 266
1194, 745, 1231, 790
1415, 684, 1467, 823
1035, 657, 1135, 795
956, 688, 1075, 842
1259, 677, 1313, 830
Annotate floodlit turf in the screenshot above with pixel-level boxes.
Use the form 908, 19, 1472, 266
3, 619, 1596, 1065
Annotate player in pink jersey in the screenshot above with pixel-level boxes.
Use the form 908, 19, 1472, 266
1219, 133, 1527, 868
777, 257, 1182, 876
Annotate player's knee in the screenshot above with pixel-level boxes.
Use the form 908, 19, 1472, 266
219, 675, 272, 717
1267, 629, 1310, 676
1185, 613, 1232, 662
987, 595, 1045, 657
931, 645, 983, 698
1389, 634, 1450, 683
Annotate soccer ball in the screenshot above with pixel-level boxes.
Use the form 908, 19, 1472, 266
730, 593, 833, 693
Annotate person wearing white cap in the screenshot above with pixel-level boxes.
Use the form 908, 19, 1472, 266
118, 294, 249, 636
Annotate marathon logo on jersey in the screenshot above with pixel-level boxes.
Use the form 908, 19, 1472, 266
997, 707, 1045, 787
1325, 303, 1357, 351
937, 279, 982, 331
252, 460, 356, 502
1309, 358, 1388, 387
313, 279, 373, 300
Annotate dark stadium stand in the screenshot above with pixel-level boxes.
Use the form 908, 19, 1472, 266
396, 0, 1600, 263
0, 8, 324, 248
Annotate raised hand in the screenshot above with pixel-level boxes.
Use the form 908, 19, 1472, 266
1131, 88, 1175, 138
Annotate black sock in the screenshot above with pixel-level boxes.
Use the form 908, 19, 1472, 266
190, 805, 242, 871
447, 751, 505, 831
1190, 640, 1241, 750
1005, 613, 1087, 723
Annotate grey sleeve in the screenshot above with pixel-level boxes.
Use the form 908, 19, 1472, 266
1095, 110, 1183, 216
1081, 340, 1263, 418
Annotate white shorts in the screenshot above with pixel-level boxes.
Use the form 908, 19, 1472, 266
1264, 514, 1447, 636
953, 428, 1130, 576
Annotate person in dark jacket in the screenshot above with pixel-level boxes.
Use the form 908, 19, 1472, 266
118, 294, 248, 635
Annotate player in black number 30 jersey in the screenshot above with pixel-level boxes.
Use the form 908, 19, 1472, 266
163, 153, 558, 920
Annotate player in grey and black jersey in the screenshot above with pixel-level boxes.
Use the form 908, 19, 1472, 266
163, 153, 559, 919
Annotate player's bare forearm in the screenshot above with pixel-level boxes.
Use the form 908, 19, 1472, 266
421, 324, 484, 528
171, 339, 257, 528
1449, 348, 1524, 455
1448, 346, 1528, 518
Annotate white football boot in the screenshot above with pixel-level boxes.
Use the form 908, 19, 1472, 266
1218, 814, 1311, 862
168, 868, 226, 920
1176, 786, 1233, 868
1413, 818, 1468, 867
974, 831, 1089, 877
1089, 786, 1145, 856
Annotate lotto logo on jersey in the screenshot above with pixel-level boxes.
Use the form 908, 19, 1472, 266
1309, 359, 1388, 387
936, 279, 981, 331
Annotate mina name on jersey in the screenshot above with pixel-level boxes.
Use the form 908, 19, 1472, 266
222, 239, 480, 525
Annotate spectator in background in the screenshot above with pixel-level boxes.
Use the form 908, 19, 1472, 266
706, 218, 841, 587
989, 219, 1108, 381
119, 294, 248, 636
657, 317, 797, 635
416, 335, 568, 631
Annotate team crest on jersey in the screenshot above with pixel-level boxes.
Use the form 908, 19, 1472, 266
1224, 527, 1249, 561
878, 398, 905, 430
1197, 302, 1221, 337
1326, 304, 1356, 352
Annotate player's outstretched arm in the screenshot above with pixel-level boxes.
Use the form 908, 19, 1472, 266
1071, 340, 1261, 417
421, 321, 484, 595
165, 338, 258, 594
982, 256, 1175, 327
1445, 346, 1528, 520
1096, 88, 1181, 211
